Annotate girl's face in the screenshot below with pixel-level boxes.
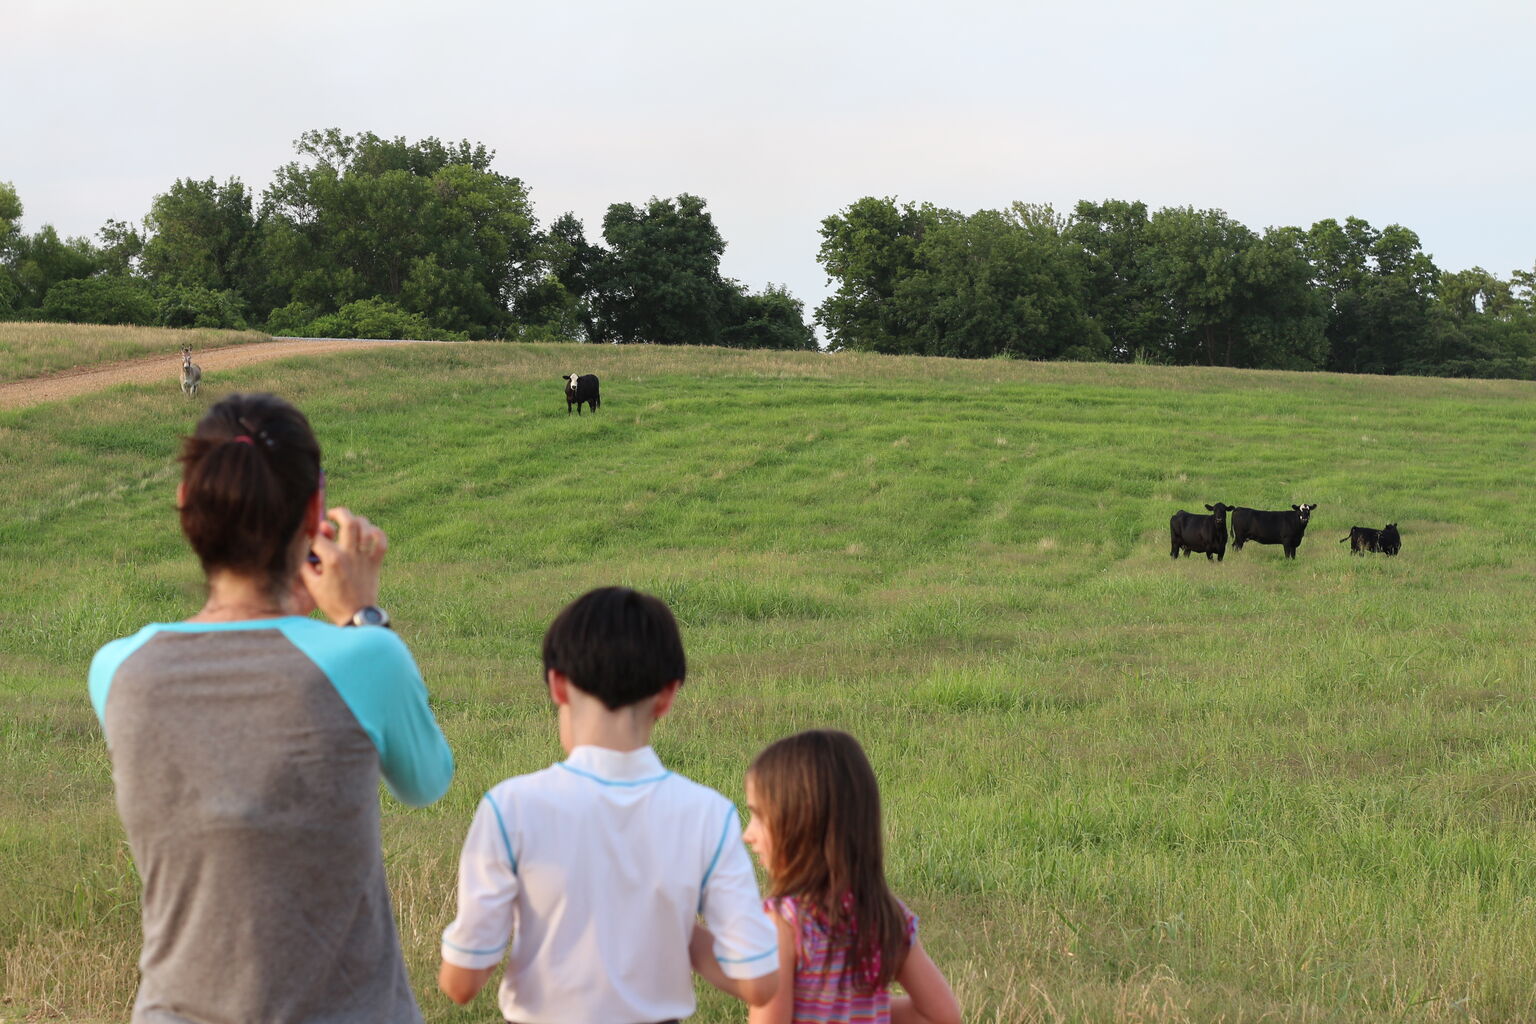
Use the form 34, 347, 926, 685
742, 774, 774, 874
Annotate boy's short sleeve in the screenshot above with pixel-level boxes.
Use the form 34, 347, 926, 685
700, 803, 778, 980
441, 792, 521, 970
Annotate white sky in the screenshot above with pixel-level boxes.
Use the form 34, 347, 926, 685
8, 0, 1535, 320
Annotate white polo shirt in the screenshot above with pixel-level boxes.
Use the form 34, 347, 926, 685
441, 745, 778, 1024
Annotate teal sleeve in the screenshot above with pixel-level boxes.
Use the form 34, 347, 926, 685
88, 628, 158, 731
282, 620, 455, 807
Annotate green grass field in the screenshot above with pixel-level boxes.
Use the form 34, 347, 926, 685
4, 335, 1536, 1022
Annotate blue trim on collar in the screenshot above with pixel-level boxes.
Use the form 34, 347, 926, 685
139, 616, 313, 632
483, 793, 518, 874
556, 761, 672, 787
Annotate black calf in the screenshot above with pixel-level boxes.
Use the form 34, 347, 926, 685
1340, 523, 1400, 556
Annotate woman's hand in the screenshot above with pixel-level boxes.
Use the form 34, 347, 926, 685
300, 506, 388, 626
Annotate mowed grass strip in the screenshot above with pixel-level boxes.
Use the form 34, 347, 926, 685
0, 321, 270, 383
4, 342, 1536, 1022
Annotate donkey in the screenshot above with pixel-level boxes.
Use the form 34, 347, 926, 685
180, 347, 202, 397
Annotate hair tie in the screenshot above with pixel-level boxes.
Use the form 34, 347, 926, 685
236, 416, 277, 449
232, 435, 255, 445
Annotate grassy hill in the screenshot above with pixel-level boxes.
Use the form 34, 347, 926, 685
4, 338, 1536, 1022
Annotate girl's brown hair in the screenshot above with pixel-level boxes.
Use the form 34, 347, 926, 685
748, 729, 909, 992
179, 393, 321, 594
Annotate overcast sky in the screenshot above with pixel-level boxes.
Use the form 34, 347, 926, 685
9, 0, 1534, 319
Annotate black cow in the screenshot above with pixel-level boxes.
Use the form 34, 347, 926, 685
1340, 522, 1401, 556
563, 373, 600, 414
1231, 503, 1317, 559
1170, 503, 1234, 562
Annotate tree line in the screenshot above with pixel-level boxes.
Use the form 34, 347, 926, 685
0, 129, 816, 350
818, 198, 1536, 378
3, 129, 1533, 378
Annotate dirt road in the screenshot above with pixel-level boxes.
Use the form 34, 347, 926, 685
0, 338, 441, 411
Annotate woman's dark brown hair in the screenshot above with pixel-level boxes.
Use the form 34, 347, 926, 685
179, 393, 321, 594
749, 729, 909, 992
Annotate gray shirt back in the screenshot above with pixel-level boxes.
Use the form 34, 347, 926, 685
97, 625, 435, 1024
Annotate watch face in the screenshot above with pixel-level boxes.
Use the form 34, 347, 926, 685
355, 606, 387, 627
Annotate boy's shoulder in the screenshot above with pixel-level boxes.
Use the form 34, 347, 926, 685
484, 754, 734, 812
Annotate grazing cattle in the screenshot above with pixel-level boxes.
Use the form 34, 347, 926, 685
563, 373, 600, 415
1170, 503, 1234, 562
1231, 503, 1317, 559
1340, 523, 1401, 556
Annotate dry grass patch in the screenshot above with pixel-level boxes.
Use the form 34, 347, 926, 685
0, 322, 269, 383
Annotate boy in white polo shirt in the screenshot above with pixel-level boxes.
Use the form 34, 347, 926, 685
439, 586, 779, 1023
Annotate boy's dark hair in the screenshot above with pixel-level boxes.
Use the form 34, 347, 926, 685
179, 393, 321, 596
542, 587, 686, 710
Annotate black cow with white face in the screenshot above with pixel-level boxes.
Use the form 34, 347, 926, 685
1170, 503, 1234, 562
1341, 522, 1401, 556
1231, 503, 1317, 559
563, 373, 601, 415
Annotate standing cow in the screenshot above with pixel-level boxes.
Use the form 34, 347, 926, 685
1231, 503, 1317, 559
1170, 503, 1234, 562
563, 373, 600, 415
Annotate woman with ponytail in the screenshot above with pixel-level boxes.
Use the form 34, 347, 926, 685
88, 392, 454, 1024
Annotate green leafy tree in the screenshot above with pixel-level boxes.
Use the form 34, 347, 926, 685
1066, 199, 1174, 361
818, 198, 1106, 359
901, 203, 1106, 360
8, 225, 102, 314
720, 284, 818, 350
590, 194, 739, 345
266, 300, 321, 336
1231, 226, 1329, 369
0, 181, 22, 315
1304, 217, 1438, 374
516, 213, 602, 340
1417, 267, 1535, 377
1140, 207, 1253, 365
157, 285, 248, 329
97, 218, 145, 277
303, 297, 465, 340
1511, 265, 1536, 314
141, 178, 257, 293
815, 197, 938, 352
0, 181, 20, 242
257, 129, 537, 338
40, 276, 157, 325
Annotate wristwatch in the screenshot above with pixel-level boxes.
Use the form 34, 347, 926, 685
346, 605, 392, 628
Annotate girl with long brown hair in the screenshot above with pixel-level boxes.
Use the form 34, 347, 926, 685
735, 729, 960, 1024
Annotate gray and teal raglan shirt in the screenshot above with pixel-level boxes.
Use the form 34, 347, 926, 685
89, 616, 454, 1024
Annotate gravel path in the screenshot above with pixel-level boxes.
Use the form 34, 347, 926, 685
0, 338, 440, 411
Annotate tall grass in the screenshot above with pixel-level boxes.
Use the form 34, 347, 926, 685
0, 321, 270, 383
4, 342, 1536, 1022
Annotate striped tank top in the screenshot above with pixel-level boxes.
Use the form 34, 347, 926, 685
766, 896, 918, 1024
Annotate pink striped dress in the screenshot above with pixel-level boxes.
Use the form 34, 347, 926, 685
766, 896, 919, 1024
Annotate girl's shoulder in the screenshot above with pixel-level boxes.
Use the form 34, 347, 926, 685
764, 893, 810, 925
764, 894, 835, 944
